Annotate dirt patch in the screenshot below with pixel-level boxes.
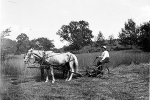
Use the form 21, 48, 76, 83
1, 64, 149, 100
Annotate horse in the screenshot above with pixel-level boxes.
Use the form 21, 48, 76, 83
24, 51, 69, 80
24, 48, 79, 83
24, 51, 51, 80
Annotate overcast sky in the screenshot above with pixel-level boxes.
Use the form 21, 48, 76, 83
1, 0, 150, 48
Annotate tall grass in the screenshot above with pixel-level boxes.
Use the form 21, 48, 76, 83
109, 50, 150, 67
1, 54, 40, 77
76, 50, 150, 70
1, 50, 150, 76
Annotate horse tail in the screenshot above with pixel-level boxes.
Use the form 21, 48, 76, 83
72, 54, 79, 73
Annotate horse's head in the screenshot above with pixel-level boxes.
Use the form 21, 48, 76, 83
24, 48, 34, 64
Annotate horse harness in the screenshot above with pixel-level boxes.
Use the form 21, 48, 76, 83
29, 52, 74, 71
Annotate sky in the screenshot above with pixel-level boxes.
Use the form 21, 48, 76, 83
1, 0, 150, 48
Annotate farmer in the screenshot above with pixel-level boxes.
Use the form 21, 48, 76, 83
96, 46, 110, 74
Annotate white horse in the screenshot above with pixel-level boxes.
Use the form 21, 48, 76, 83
24, 48, 79, 83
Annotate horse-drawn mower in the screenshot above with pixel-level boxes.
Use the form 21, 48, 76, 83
26, 57, 110, 79
24, 48, 110, 83
81, 57, 110, 78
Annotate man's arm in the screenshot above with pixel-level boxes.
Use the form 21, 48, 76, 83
96, 52, 104, 58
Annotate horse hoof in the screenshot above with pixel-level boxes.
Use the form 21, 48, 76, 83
65, 79, 68, 81
52, 81, 55, 83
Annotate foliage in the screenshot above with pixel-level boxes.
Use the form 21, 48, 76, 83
118, 19, 150, 52
30, 37, 55, 50
16, 33, 30, 54
56, 20, 94, 50
108, 34, 115, 45
2, 32, 55, 55
1, 38, 17, 61
1, 28, 11, 38
1, 38, 17, 53
77, 46, 100, 54
1, 28, 13, 61
137, 21, 150, 52
118, 19, 138, 48
94, 31, 105, 47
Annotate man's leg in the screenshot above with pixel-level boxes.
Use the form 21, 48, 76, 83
98, 59, 107, 75
101, 58, 109, 70
96, 60, 102, 71
40, 68, 44, 81
95, 60, 104, 76
100, 58, 110, 74
97, 60, 102, 67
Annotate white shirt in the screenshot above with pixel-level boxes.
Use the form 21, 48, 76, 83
100, 50, 109, 61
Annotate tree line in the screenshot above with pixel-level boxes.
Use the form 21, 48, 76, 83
1, 19, 150, 59
15, 33, 55, 54
57, 19, 150, 52
119, 19, 150, 51
1, 29, 55, 61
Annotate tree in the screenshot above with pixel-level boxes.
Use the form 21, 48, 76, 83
30, 37, 54, 51
1, 28, 12, 60
108, 34, 115, 50
108, 34, 115, 45
1, 27, 11, 38
16, 33, 30, 54
56, 20, 93, 50
94, 31, 105, 47
138, 21, 150, 51
118, 19, 137, 48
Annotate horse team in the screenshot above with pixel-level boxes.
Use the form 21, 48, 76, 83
24, 48, 79, 83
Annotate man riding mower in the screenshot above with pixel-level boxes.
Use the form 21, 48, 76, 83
87, 46, 110, 77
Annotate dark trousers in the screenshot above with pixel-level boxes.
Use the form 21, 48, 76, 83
97, 57, 109, 71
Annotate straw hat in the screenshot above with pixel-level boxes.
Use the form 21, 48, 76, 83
101, 46, 106, 49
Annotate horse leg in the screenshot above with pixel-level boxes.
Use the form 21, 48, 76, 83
106, 67, 110, 74
40, 68, 44, 81
50, 67, 55, 83
65, 70, 70, 81
68, 62, 74, 81
64, 63, 70, 81
62, 69, 65, 78
63, 68, 67, 79
45, 69, 49, 82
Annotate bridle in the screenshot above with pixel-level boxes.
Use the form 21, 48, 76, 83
31, 53, 43, 64
24, 51, 43, 65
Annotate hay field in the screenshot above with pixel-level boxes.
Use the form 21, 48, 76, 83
1, 50, 150, 76
0, 50, 150, 100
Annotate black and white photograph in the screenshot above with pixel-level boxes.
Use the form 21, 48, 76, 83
1, 0, 150, 100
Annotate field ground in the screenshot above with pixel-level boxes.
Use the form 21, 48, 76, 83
1, 64, 149, 100
0, 51, 150, 100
